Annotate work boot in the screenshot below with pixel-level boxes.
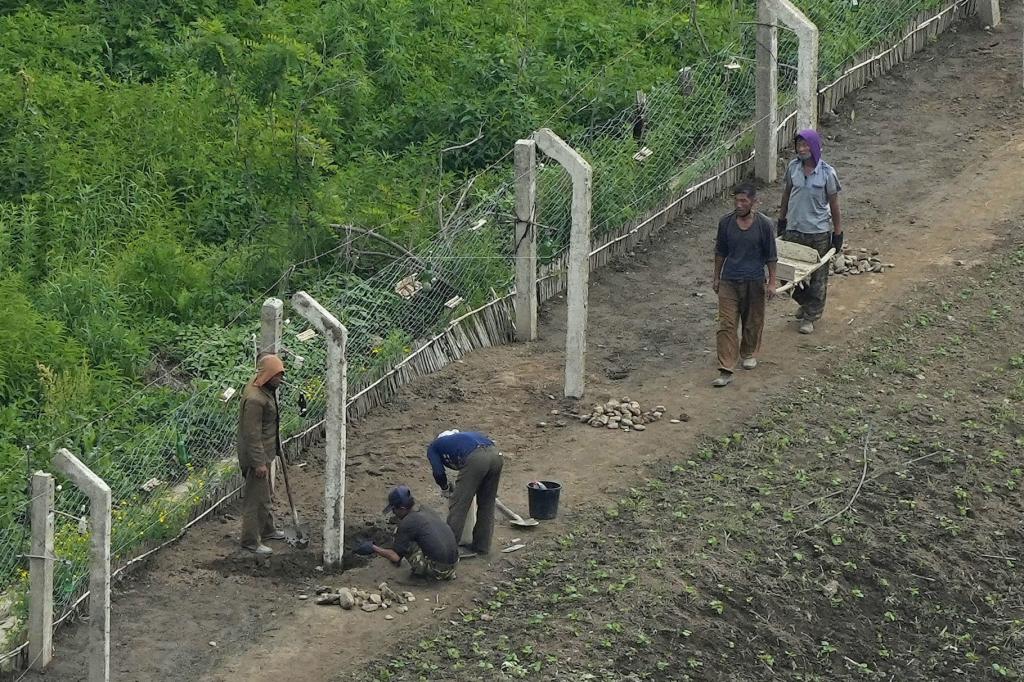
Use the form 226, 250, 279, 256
712, 371, 733, 387
799, 320, 815, 334
741, 357, 758, 370
242, 543, 273, 556
264, 530, 287, 542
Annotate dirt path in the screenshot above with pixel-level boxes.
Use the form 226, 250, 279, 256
23, 9, 1022, 681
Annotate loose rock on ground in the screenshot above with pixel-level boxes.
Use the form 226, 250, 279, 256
577, 397, 666, 433
831, 246, 893, 276
314, 582, 412, 617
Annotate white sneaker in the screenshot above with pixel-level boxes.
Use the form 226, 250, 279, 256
799, 320, 815, 335
242, 543, 273, 556
264, 530, 287, 542
741, 357, 758, 370
712, 371, 733, 387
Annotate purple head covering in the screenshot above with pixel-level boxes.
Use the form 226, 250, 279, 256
794, 129, 823, 166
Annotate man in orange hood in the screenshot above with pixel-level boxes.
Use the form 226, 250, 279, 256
237, 354, 286, 555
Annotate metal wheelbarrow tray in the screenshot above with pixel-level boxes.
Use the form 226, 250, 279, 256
774, 238, 837, 295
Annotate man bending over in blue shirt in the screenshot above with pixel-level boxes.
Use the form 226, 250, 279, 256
427, 430, 504, 555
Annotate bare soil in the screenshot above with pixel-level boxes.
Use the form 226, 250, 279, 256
17, 8, 1023, 682
361, 234, 1024, 682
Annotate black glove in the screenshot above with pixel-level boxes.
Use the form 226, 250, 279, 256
354, 540, 375, 556
776, 217, 787, 237
831, 231, 844, 253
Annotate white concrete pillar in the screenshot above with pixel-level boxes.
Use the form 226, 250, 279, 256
773, 0, 819, 131
29, 472, 54, 671
754, 0, 779, 182
260, 298, 283, 494
977, 0, 1000, 27
53, 449, 111, 682
534, 128, 592, 399
291, 292, 348, 568
260, 297, 283, 357
513, 139, 538, 342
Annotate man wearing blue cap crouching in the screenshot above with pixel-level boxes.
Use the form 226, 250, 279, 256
354, 485, 459, 580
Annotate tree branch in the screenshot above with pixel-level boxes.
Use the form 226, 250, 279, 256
438, 127, 484, 229
329, 224, 423, 265
690, 0, 712, 58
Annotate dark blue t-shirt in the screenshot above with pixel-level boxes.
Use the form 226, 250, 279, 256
715, 212, 778, 281
426, 431, 494, 488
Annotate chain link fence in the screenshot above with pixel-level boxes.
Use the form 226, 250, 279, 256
0, 0, 975, 663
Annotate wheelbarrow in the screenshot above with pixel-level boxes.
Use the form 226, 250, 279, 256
774, 239, 836, 295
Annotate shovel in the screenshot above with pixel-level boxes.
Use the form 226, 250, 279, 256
495, 498, 539, 528
275, 425, 309, 549
277, 452, 309, 548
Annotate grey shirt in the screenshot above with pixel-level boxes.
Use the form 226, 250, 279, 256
393, 505, 458, 565
785, 159, 841, 234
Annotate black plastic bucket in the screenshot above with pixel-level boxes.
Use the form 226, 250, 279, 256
527, 480, 562, 520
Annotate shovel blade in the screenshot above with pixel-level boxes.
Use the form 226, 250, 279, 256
283, 525, 310, 548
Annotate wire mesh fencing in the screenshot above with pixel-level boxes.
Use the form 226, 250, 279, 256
806, 0, 950, 87
0, 0, 973, 662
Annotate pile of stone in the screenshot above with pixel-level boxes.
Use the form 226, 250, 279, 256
579, 397, 664, 432
832, 248, 893, 276
315, 581, 414, 617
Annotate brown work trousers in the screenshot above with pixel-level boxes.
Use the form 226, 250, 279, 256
240, 466, 276, 547
716, 279, 767, 372
447, 446, 503, 554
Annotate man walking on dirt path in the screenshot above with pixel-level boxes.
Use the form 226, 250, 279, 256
355, 485, 459, 580
237, 354, 287, 556
712, 183, 778, 388
427, 429, 504, 555
777, 128, 843, 334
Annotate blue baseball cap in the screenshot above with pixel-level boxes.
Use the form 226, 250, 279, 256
383, 485, 414, 513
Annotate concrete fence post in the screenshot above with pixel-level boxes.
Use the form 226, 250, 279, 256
754, 0, 779, 182
260, 298, 284, 493
977, 0, 999, 27
513, 139, 538, 342
53, 449, 111, 682
534, 128, 592, 399
756, 0, 819, 183
260, 298, 283, 357
291, 292, 348, 568
28, 472, 54, 671
775, 0, 819, 131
